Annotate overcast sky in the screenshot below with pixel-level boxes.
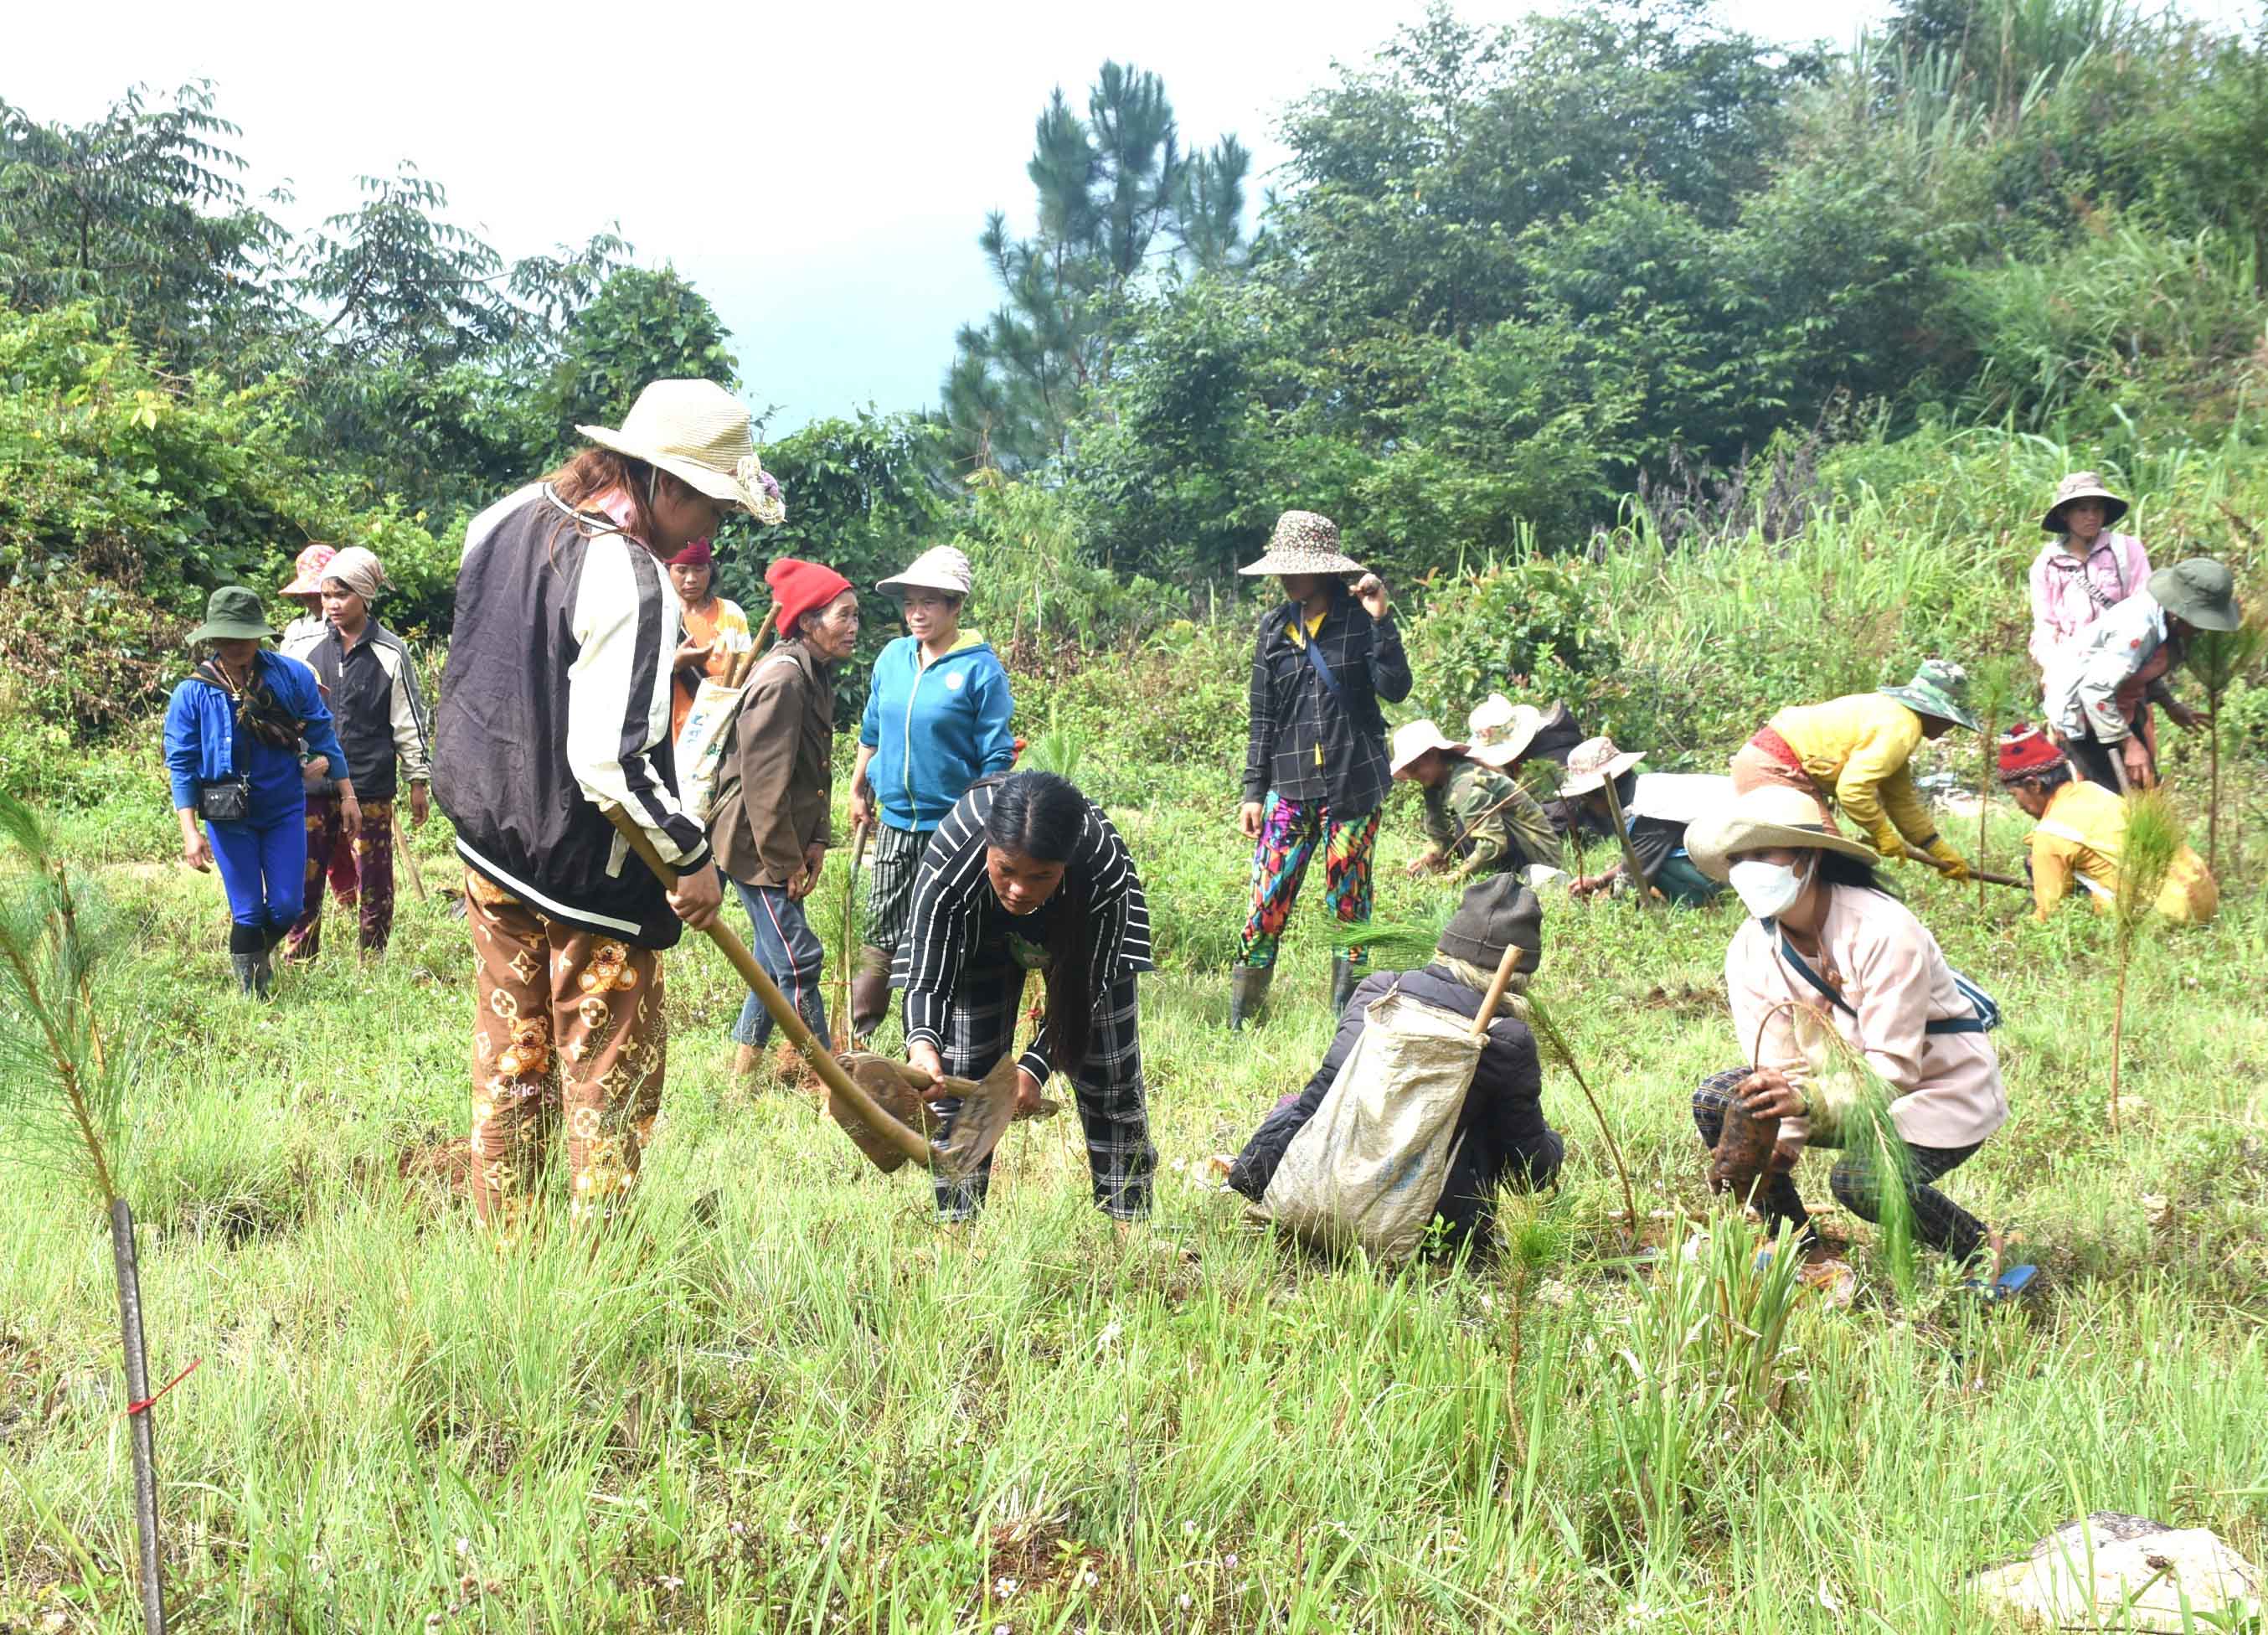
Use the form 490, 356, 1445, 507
12, 0, 2250, 434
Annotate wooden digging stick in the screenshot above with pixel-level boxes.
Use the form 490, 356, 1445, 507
837, 819, 871, 1049
1899, 843, 2026, 891
601, 804, 936, 1171
392, 812, 429, 903
1466, 937, 1526, 1042
1595, 775, 1660, 909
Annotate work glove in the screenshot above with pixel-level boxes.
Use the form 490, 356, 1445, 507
1925, 839, 1972, 881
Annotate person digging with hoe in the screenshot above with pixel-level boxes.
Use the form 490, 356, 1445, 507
165, 586, 354, 998
1997, 725, 2219, 924
1562, 735, 1729, 907
281, 546, 432, 961
1231, 510, 1410, 1030
433, 378, 786, 1238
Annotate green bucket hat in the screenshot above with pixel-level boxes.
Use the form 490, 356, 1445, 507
185, 585, 280, 645
2147, 557, 2242, 632
1879, 657, 1978, 732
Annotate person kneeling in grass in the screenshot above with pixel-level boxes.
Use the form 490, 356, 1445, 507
1683, 786, 2013, 1271
1997, 725, 2218, 925
1223, 877, 1564, 1261
899, 771, 1157, 1223
1391, 720, 1562, 884
1559, 735, 1728, 907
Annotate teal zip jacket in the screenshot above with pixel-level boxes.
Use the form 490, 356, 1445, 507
858, 631, 1016, 831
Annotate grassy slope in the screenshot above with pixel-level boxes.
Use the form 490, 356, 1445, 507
3, 747, 2265, 1632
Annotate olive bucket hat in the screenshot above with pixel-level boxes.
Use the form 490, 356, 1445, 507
1879, 658, 1979, 732
2147, 556, 2242, 632
186, 585, 280, 645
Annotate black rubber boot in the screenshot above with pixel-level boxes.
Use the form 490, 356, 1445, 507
1228, 964, 1274, 1032
229, 923, 269, 998
1330, 954, 1361, 1018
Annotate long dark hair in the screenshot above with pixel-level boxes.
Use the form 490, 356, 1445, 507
542, 446, 704, 555
982, 771, 1100, 1073
1813, 848, 1899, 899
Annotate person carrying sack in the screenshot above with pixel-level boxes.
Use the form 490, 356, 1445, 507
433, 379, 786, 1237
1729, 658, 1980, 879
1230, 510, 1410, 1030
163, 585, 354, 998
1224, 876, 1564, 1261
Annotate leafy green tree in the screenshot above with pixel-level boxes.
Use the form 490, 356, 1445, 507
535, 265, 739, 461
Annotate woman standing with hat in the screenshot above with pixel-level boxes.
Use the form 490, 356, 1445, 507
1682, 785, 2013, 1271
848, 544, 1017, 1043
1232, 510, 1410, 1029
711, 560, 858, 1078
277, 542, 361, 915
434, 378, 784, 1235
279, 543, 339, 646
2042, 555, 2242, 792
665, 537, 750, 747
164, 585, 355, 997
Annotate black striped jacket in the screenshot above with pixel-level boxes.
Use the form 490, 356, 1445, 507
896, 781, 1153, 1086
434, 483, 709, 948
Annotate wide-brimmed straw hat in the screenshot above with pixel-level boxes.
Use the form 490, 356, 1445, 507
1236, 510, 1363, 578
186, 585, 280, 646
1466, 694, 1544, 769
1389, 719, 1467, 777
1685, 785, 1878, 883
281, 544, 338, 600
577, 379, 786, 527
877, 544, 973, 600
1559, 735, 1645, 797
2147, 556, 2242, 632
2040, 471, 2129, 534
1879, 658, 1978, 731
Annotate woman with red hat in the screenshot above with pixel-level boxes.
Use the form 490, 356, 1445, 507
1997, 724, 2217, 923
664, 537, 750, 746
710, 560, 860, 1078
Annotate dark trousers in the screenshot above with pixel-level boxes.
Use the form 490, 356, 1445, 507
2064, 719, 2152, 794
1692, 1068, 1989, 1262
930, 968, 1155, 1222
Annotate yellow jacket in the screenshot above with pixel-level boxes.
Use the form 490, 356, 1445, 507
2026, 780, 2218, 924
1765, 694, 1940, 860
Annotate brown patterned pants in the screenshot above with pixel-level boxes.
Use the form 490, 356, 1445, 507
286, 796, 395, 959
465, 872, 666, 1236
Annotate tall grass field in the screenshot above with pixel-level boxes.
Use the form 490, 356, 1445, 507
4, 451, 2266, 1632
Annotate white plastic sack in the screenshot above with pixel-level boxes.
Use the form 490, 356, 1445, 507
674, 675, 747, 827
1257, 986, 1485, 1263
1627, 772, 1734, 825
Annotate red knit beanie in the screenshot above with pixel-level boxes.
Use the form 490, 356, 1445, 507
1997, 724, 2064, 781
667, 537, 714, 568
766, 557, 853, 636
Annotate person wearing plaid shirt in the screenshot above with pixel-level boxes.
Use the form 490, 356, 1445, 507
1232, 510, 1411, 1031
894, 773, 1157, 1222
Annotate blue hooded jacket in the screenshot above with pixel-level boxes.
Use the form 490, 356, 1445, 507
858, 632, 1015, 831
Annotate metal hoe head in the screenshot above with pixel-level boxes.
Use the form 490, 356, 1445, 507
827, 1051, 1055, 1181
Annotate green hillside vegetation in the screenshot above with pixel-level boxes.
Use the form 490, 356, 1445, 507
5, 0, 2268, 1627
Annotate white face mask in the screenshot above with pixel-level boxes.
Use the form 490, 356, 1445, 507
1729, 855, 1812, 921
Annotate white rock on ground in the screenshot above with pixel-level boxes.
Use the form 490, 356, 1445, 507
1966, 1512, 2261, 1632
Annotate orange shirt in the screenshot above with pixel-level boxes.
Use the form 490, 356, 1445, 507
671, 596, 750, 745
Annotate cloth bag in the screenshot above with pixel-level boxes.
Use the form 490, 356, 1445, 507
1257, 985, 1486, 1263
673, 636, 758, 826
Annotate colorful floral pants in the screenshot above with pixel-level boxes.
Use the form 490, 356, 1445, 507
465, 872, 666, 1237
1235, 793, 1379, 968
286, 796, 395, 959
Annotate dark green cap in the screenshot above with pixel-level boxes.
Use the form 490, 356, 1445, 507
185, 585, 279, 645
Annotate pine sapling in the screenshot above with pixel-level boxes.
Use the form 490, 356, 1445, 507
2186, 614, 2264, 877
1523, 993, 1640, 1241
2107, 789, 2183, 1138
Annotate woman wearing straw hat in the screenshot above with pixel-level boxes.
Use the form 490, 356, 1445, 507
163, 585, 355, 997
2042, 555, 2241, 793
1559, 735, 1729, 906
848, 544, 1017, 1044
1728, 658, 1979, 879
1389, 720, 1562, 882
278, 543, 338, 647
664, 537, 751, 748
1682, 785, 2013, 1273
277, 542, 362, 915
434, 378, 785, 1235
1232, 510, 1410, 1029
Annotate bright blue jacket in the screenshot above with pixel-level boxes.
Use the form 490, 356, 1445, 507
858, 632, 1015, 832
164, 650, 344, 822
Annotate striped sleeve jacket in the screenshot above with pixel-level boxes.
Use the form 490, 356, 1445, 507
895, 781, 1153, 1086
433, 483, 708, 948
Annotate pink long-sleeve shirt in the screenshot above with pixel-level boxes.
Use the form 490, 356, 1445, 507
2028, 532, 2151, 671
1725, 885, 2008, 1155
